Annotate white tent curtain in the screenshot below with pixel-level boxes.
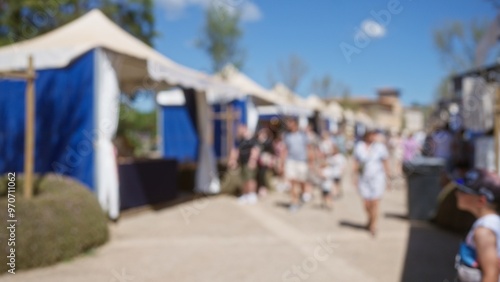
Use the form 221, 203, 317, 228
195, 91, 220, 194
247, 97, 259, 136
94, 48, 120, 219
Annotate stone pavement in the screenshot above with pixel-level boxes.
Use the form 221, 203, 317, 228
1, 177, 462, 282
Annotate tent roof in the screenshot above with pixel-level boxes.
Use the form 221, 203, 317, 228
272, 83, 307, 106
305, 95, 326, 111
343, 109, 355, 121
324, 101, 343, 119
0, 9, 233, 93
216, 65, 283, 105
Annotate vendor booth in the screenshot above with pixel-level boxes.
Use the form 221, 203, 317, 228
210, 65, 278, 159
0, 10, 233, 217
452, 64, 500, 172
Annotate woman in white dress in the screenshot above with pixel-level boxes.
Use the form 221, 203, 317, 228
353, 130, 390, 236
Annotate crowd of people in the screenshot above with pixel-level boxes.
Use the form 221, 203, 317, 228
227, 118, 500, 280
227, 118, 409, 236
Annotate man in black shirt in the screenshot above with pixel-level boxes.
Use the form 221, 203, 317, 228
228, 124, 260, 204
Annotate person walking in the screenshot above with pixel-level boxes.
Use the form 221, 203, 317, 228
454, 169, 500, 282
256, 128, 275, 197
403, 132, 420, 163
228, 124, 260, 205
320, 144, 346, 210
283, 118, 310, 212
353, 130, 390, 236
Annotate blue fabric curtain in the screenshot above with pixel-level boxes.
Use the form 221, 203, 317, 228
212, 98, 247, 159
0, 51, 95, 189
160, 88, 199, 162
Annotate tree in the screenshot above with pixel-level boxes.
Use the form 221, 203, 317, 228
484, 0, 500, 9
311, 74, 333, 98
310, 74, 350, 99
433, 20, 489, 99
197, 4, 245, 73
275, 54, 308, 93
0, 0, 156, 47
338, 87, 359, 111
433, 20, 488, 73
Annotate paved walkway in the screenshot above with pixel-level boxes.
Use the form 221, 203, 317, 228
1, 176, 462, 282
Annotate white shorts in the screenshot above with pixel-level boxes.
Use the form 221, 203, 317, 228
285, 159, 308, 182
456, 264, 483, 282
359, 176, 385, 200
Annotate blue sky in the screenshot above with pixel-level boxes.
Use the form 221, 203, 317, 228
152, 0, 497, 106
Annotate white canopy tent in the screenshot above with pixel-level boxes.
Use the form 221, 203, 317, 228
322, 101, 344, 133
260, 83, 313, 118
0, 9, 235, 95
0, 9, 230, 216
214, 64, 283, 105
305, 95, 327, 112
324, 101, 344, 120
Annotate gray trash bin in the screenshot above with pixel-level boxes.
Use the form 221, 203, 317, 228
403, 157, 445, 220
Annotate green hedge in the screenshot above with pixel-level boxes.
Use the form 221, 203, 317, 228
0, 174, 109, 273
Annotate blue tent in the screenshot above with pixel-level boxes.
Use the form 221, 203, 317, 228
0, 51, 96, 188
158, 89, 259, 162
157, 88, 200, 162
0, 10, 231, 216
212, 97, 249, 159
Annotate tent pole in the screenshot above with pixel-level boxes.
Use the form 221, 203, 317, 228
24, 56, 35, 199
495, 86, 500, 174
226, 105, 234, 160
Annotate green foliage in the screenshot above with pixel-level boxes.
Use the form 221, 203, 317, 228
197, 4, 245, 72
0, 0, 156, 47
0, 173, 109, 273
116, 94, 157, 157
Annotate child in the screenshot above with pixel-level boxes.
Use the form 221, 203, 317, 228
455, 169, 500, 282
320, 145, 346, 210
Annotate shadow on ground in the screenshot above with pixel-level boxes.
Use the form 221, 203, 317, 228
400, 221, 462, 282
274, 201, 291, 209
338, 220, 367, 231
384, 212, 409, 221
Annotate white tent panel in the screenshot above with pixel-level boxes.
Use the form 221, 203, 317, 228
157, 89, 186, 106
305, 95, 326, 111
324, 101, 343, 120
94, 49, 120, 220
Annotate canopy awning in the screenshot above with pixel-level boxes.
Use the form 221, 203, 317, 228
305, 95, 327, 111
215, 65, 285, 105
323, 101, 343, 120
0, 9, 236, 94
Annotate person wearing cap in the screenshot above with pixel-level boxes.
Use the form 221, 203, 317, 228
455, 169, 500, 282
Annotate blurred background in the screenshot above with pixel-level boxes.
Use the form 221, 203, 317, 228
1, 0, 500, 281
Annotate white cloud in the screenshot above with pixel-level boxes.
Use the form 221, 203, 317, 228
355, 19, 386, 40
239, 1, 262, 22
156, 0, 262, 22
